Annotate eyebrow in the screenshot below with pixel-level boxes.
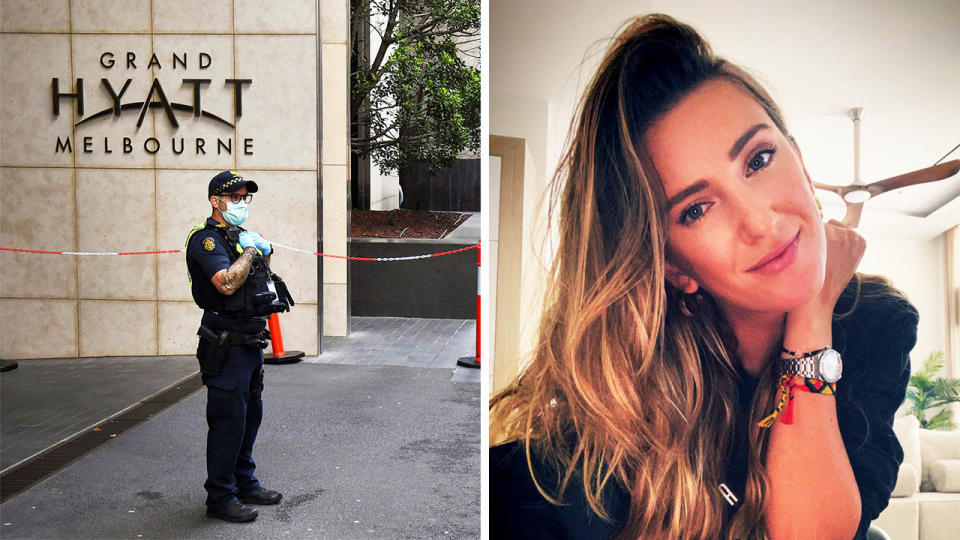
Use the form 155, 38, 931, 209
728, 123, 770, 160
666, 180, 709, 211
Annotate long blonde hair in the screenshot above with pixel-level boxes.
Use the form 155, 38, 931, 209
491, 14, 806, 539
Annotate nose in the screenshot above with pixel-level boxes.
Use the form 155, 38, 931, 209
732, 188, 779, 245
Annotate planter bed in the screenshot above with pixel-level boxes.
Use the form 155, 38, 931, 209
348, 237, 476, 319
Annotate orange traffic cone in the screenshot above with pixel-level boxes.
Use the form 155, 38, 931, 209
457, 245, 480, 369
264, 313, 305, 364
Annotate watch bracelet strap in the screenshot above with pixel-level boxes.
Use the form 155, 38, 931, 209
758, 374, 837, 428
778, 356, 819, 378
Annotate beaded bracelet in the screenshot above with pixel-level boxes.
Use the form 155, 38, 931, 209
758, 374, 837, 428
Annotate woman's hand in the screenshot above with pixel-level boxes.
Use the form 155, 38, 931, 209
812, 219, 866, 314
783, 220, 866, 350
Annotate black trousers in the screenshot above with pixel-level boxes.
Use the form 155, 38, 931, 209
200, 344, 264, 509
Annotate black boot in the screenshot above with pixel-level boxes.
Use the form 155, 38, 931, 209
238, 487, 283, 505
206, 501, 259, 522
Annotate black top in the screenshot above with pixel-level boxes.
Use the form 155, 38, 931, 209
490, 280, 919, 539
185, 218, 265, 333
186, 218, 238, 312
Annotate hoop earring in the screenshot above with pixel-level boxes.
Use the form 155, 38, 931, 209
679, 292, 703, 317
815, 196, 823, 219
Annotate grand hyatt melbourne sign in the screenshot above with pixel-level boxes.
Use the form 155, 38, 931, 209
52, 51, 253, 156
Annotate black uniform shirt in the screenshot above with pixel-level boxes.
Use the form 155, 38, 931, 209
490, 280, 919, 539
186, 218, 237, 312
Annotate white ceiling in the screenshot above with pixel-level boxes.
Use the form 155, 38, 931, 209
491, 0, 960, 238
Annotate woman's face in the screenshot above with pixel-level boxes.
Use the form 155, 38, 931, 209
646, 79, 826, 315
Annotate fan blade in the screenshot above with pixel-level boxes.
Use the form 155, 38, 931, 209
841, 201, 864, 228
812, 181, 848, 196
813, 181, 870, 200
869, 159, 960, 195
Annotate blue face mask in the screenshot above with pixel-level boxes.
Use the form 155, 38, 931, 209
221, 200, 248, 226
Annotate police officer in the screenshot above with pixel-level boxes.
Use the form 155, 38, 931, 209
185, 171, 284, 522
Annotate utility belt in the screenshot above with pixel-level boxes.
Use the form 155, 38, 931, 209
196, 324, 271, 377
207, 310, 259, 323
201, 310, 266, 333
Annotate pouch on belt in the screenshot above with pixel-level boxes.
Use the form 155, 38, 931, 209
197, 325, 230, 376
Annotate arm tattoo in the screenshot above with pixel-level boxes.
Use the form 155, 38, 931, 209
220, 247, 257, 291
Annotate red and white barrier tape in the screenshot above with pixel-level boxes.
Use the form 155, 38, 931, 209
0, 242, 479, 262
0, 247, 184, 256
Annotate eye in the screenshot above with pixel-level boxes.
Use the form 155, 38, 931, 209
746, 147, 776, 175
679, 201, 711, 225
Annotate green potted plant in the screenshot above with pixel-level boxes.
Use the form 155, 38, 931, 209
905, 351, 960, 430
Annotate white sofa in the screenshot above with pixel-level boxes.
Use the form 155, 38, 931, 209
871, 415, 960, 540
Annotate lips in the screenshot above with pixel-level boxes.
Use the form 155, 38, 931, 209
746, 231, 800, 273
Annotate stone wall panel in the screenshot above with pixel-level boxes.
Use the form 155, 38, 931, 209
0, 298, 77, 359
0, 34, 74, 167
235, 35, 317, 170
0, 168, 77, 299
79, 299, 157, 356
71, 0, 150, 33
75, 169, 157, 301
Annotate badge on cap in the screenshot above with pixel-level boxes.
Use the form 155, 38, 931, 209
202, 238, 215, 251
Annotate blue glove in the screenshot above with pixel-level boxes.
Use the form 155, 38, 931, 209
238, 231, 272, 256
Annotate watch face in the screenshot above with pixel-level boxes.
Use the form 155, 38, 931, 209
818, 349, 843, 383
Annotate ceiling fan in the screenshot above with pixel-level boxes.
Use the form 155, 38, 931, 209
812, 107, 960, 228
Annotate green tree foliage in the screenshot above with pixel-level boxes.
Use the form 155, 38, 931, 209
906, 351, 960, 430
351, 0, 480, 176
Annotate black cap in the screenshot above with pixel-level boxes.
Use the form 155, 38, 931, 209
208, 170, 259, 198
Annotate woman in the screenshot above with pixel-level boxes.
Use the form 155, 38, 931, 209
489, 14, 918, 540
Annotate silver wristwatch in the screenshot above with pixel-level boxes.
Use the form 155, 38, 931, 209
778, 348, 842, 383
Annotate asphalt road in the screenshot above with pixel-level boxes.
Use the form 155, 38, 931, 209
0, 362, 481, 539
